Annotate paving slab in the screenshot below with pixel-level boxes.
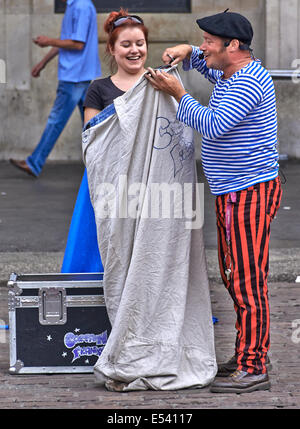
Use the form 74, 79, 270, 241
0, 282, 299, 409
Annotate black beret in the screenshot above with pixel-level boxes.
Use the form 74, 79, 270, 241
196, 11, 253, 45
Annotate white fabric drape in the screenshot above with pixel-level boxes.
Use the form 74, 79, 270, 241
83, 68, 217, 391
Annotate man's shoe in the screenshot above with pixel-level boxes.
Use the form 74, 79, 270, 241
210, 369, 271, 394
216, 354, 272, 377
9, 159, 37, 177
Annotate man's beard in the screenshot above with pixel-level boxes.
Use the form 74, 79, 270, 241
206, 48, 227, 70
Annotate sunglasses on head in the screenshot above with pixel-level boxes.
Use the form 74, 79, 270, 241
113, 15, 144, 28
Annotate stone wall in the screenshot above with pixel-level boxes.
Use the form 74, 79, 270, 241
265, 0, 300, 157
0, 0, 299, 161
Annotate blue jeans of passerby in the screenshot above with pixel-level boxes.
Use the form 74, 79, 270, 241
26, 80, 90, 176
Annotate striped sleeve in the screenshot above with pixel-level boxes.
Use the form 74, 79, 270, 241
177, 74, 264, 139
182, 46, 221, 84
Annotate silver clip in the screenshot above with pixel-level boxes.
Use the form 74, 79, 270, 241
225, 268, 231, 280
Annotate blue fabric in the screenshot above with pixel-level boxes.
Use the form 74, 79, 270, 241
83, 103, 116, 131
61, 168, 103, 273
61, 103, 117, 273
27, 80, 89, 176
58, 0, 101, 82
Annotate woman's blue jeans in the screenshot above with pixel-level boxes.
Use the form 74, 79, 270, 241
26, 80, 90, 176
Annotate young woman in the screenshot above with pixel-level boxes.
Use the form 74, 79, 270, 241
84, 12, 148, 124
70, 10, 217, 391
61, 10, 148, 273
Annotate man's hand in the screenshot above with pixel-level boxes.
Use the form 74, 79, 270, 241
30, 47, 59, 78
31, 61, 45, 78
33, 35, 52, 48
145, 68, 187, 103
162, 44, 193, 66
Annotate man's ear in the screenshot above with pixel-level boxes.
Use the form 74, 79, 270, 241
229, 39, 240, 52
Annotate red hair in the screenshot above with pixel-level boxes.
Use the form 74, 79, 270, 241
104, 9, 149, 70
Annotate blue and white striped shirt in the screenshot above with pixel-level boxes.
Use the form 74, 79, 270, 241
177, 46, 279, 195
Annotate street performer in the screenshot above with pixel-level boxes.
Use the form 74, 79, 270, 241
146, 10, 282, 393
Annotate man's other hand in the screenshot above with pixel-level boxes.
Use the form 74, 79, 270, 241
33, 35, 52, 48
162, 44, 193, 66
145, 68, 187, 103
31, 62, 45, 78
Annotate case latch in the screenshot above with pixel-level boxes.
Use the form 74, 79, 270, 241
39, 288, 67, 325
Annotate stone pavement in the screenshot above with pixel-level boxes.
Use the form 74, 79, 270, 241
1, 281, 299, 410
0, 159, 299, 410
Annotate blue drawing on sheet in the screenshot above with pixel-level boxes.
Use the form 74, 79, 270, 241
154, 117, 194, 177
64, 330, 108, 363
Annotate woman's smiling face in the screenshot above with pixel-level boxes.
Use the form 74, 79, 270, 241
110, 27, 148, 74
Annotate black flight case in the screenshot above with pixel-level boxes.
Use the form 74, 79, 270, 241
8, 272, 111, 374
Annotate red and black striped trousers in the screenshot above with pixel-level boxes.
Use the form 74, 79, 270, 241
215, 177, 282, 374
